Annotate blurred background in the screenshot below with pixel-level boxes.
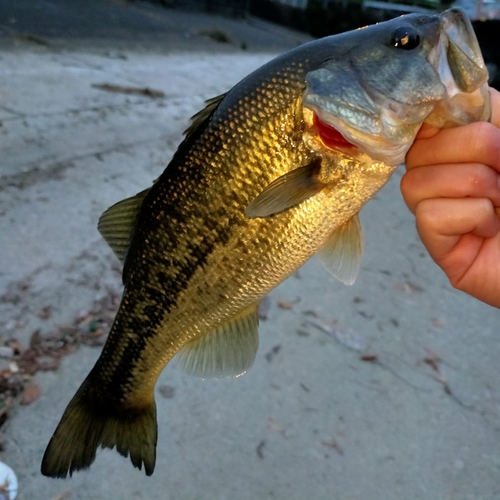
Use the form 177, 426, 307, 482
0, 1, 499, 499
1, 0, 499, 87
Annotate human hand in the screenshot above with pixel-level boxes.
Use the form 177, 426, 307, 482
401, 88, 500, 308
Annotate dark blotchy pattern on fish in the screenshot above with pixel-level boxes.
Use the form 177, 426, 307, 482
92, 57, 311, 405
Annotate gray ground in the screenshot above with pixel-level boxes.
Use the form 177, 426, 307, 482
0, 1, 499, 499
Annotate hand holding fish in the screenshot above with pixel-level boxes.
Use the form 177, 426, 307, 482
402, 88, 500, 308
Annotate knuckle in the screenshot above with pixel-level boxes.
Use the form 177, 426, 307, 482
399, 171, 419, 212
464, 164, 497, 194
415, 200, 438, 228
399, 172, 412, 198
475, 197, 493, 214
469, 122, 500, 166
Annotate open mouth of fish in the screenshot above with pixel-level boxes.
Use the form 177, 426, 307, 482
302, 8, 491, 166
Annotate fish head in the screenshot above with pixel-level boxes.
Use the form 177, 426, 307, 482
302, 8, 490, 165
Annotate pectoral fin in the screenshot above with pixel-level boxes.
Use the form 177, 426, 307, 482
245, 158, 325, 218
98, 188, 150, 263
175, 303, 259, 378
316, 214, 364, 286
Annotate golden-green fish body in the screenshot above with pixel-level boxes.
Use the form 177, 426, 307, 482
42, 8, 490, 478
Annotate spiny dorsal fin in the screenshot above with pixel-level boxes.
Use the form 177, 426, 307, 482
98, 94, 227, 263
183, 93, 227, 141
97, 188, 150, 263
175, 303, 259, 378
245, 158, 325, 218
316, 214, 364, 286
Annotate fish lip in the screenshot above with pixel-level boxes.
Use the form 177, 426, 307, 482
424, 7, 491, 126
437, 7, 488, 94
441, 7, 486, 80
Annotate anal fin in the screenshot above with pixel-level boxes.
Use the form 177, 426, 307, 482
176, 303, 259, 378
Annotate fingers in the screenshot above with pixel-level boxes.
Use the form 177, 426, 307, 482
406, 121, 500, 171
415, 88, 500, 139
402, 87, 500, 217
490, 87, 500, 128
400, 88, 500, 308
407, 87, 500, 171
415, 197, 500, 262
414, 197, 500, 306
401, 163, 500, 214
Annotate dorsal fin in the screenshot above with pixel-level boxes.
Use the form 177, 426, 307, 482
175, 303, 259, 378
183, 93, 227, 141
98, 95, 226, 264
97, 188, 150, 263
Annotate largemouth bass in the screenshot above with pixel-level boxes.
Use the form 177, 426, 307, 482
42, 8, 490, 478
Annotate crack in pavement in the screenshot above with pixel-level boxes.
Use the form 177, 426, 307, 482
0, 134, 170, 191
0, 97, 178, 123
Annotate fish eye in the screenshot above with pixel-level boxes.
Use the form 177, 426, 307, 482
391, 26, 420, 50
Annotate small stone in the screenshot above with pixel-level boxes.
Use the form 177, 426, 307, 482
158, 385, 175, 399
20, 384, 40, 405
4, 320, 16, 331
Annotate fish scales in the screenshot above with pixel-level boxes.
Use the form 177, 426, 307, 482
42, 8, 491, 478
98, 58, 317, 399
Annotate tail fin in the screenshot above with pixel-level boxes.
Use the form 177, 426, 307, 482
41, 379, 157, 478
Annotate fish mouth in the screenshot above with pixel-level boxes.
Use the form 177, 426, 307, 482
425, 7, 491, 127
312, 112, 358, 151
440, 8, 488, 94
302, 7, 490, 166
302, 79, 431, 166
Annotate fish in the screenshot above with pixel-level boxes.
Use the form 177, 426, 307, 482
41, 8, 490, 478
